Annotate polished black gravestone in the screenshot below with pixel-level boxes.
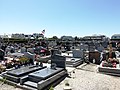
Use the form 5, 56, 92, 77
28, 68, 64, 83
0, 49, 5, 60
51, 54, 66, 69
3, 65, 46, 83
20, 54, 67, 90
51, 49, 61, 57
22, 67, 66, 90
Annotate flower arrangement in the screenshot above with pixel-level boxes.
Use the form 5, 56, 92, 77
19, 56, 30, 64
0, 64, 6, 73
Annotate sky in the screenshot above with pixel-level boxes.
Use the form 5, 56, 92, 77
0, 0, 120, 38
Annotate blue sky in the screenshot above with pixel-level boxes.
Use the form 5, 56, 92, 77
0, 0, 120, 38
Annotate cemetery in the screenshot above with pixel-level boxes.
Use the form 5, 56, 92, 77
0, 36, 120, 90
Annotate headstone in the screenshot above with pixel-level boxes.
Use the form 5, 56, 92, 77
72, 50, 84, 59
51, 54, 66, 69
80, 44, 89, 51
24, 52, 35, 61
89, 51, 101, 64
0, 49, 4, 60
27, 48, 34, 54
97, 45, 104, 52
89, 46, 95, 52
21, 47, 26, 53
51, 49, 61, 57
24, 52, 35, 65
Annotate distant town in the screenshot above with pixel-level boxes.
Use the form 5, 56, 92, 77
0, 33, 120, 42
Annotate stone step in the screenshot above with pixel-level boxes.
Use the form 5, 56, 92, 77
24, 81, 37, 89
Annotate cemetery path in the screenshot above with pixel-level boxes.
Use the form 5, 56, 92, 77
0, 82, 23, 90
54, 63, 120, 90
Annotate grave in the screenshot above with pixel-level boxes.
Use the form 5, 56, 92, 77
89, 51, 101, 64
1, 54, 67, 90
51, 49, 61, 57
0, 49, 4, 60
66, 58, 83, 67
3, 65, 46, 83
69, 50, 84, 67
19, 54, 67, 90
27, 48, 34, 54
24, 52, 35, 65
51, 54, 66, 69
96, 45, 104, 52
98, 61, 120, 76
72, 50, 84, 59
52, 54, 83, 67
21, 47, 26, 53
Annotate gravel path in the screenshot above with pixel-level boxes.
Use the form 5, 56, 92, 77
54, 63, 120, 90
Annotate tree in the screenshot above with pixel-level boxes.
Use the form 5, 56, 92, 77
52, 36, 58, 40
74, 36, 79, 41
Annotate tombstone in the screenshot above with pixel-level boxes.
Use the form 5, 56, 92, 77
102, 42, 108, 48
65, 45, 71, 51
0, 49, 4, 60
80, 44, 89, 51
97, 45, 104, 52
80, 43, 85, 50
20, 55, 66, 90
24, 52, 35, 65
21, 47, 27, 53
89, 46, 95, 52
72, 50, 84, 59
66, 57, 83, 67
51, 49, 61, 57
3, 65, 46, 83
51, 54, 66, 69
27, 48, 34, 54
89, 51, 101, 64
